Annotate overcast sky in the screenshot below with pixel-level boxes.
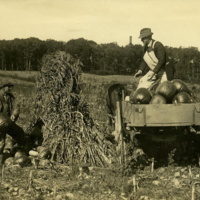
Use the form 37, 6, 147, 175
0, 0, 199, 49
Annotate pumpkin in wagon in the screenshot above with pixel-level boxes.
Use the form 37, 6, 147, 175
172, 79, 197, 102
172, 79, 191, 94
150, 94, 167, 104
130, 88, 152, 104
172, 92, 193, 104
155, 81, 176, 102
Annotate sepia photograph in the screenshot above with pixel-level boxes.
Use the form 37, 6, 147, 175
0, 0, 199, 199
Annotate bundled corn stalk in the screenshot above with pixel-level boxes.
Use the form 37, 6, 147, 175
34, 51, 113, 166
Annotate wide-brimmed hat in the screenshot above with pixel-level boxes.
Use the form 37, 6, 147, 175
0, 83, 14, 89
138, 28, 153, 39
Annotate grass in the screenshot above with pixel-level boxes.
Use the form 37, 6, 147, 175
0, 70, 139, 84
82, 73, 139, 84
0, 71, 38, 83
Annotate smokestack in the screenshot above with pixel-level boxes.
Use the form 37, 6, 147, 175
129, 36, 132, 45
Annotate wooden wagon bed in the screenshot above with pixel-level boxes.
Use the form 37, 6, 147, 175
121, 102, 200, 127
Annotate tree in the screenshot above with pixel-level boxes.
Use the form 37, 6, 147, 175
64, 38, 97, 72
0, 36, 199, 84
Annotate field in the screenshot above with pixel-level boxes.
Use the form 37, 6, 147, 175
0, 71, 200, 200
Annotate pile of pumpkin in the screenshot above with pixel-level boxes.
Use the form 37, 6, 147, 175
129, 79, 198, 104
3, 136, 52, 168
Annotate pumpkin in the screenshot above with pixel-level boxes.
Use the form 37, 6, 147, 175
4, 136, 16, 153
5, 135, 16, 145
4, 157, 14, 167
172, 79, 191, 94
150, 94, 167, 104
29, 150, 39, 157
172, 92, 192, 104
10, 146, 20, 157
13, 155, 31, 167
38, 149, 52, 159
14, 150, 27, 158
155, 81, 177, 102
36, 146, 47, 153
130, 88, 152, 104
39, 159, 51, 167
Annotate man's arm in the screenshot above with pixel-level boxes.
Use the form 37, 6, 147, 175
8, 93, 20, 122
139, 60, 148, 73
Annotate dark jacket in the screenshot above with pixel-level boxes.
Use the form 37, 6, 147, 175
0, 91, 15, 117
139, 40, 168, 78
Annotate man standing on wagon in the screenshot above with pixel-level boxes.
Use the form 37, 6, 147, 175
134, 28, 175, 89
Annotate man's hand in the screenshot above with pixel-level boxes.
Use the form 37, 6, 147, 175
146, 70, 156, 81
134, 70, 142, 78
10, 114, 16, 122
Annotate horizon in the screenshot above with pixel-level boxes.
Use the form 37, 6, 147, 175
0, 36, 199, 50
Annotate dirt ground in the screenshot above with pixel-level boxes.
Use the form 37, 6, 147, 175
0, 160, 200, 200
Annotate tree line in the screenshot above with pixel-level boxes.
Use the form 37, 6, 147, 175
0, 37, 199, 82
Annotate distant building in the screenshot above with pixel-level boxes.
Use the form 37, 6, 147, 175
129, 36, 133, 45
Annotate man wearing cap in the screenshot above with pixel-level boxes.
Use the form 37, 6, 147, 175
0, 83, 20, 122
0, 83, 27, 165
134, 28, 175, 89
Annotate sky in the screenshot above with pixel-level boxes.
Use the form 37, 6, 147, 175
0, 0, 200, 49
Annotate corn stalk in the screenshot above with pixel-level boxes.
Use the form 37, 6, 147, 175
34, 51, 114, 166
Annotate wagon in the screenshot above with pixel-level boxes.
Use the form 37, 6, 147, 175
115, 100, 200, 164
121, 102, 200, 129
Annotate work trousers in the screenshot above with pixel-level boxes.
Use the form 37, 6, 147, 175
137, 71, 168, 89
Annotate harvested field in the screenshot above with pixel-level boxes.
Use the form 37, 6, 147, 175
0, 69, 199, 200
